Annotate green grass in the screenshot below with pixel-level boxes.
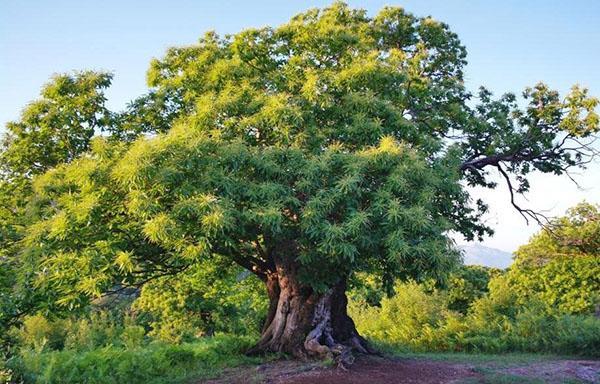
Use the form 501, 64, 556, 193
459, 369, 546, 384
7, 334, 268, 384
390, 350, 567, 365
7, 335, 598, 384
373, 339, 571, 365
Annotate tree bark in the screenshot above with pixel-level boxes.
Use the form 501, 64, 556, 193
247, 254, 375, 367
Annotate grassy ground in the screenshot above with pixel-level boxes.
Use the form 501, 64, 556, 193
6, 336, 599, 383
393, 350, 573, 366
6, 335, 270, 384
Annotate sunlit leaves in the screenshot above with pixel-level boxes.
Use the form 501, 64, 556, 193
143, 213, 179, 245
1, 71, 114, 178
503, 203, 600, 315
115, 251, 134, 273
560, 85, 600, 136
47, 212, 69, 241
7, 2, 595, 315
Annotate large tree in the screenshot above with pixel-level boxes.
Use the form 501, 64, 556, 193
6, 3, 599, 365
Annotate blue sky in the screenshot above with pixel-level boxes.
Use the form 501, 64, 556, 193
1, 1, 599, 252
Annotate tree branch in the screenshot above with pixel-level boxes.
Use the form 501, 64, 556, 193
496, 164, 550, 227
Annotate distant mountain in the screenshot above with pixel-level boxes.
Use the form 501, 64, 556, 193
457, 244, 513, 269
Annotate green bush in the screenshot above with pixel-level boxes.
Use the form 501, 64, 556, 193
8, 334, 259, 384
15, 310, 147, 353
350, 279, 600, 356
133, 261, 267, 343
0, 358, 15, 384
63, 311, 124, 351
350, 281, 453, 351
121, 325, 146, 349
15, 315, 67, 352
446, 265, 501, 314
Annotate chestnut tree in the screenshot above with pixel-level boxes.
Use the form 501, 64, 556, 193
8, 3, 599, 364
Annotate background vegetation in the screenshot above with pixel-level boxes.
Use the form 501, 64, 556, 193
3, 202, 599, 382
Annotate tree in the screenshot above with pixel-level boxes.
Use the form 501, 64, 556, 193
0, 69, 169, 336
1, 71, 114, 179
506, 202, 600, 314
0, 71, 116, 347
514, 202, 600, 267
8, 3, 599, 365
446, 265, 501, 314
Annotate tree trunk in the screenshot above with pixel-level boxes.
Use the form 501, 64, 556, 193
247, 257, 375, 367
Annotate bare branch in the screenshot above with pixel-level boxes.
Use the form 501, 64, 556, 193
496, 164, 550, 227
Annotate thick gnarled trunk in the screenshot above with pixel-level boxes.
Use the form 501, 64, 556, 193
247, 258, 374, 367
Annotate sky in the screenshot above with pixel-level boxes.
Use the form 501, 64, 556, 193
1, 1, 599, 253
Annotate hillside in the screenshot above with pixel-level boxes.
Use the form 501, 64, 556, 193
458, 244, 513, 269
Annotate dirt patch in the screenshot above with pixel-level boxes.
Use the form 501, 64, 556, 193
278, 357, 481, 384
201, 356, 600, 384
502, 360, 600, 384
202, 356, 481, 384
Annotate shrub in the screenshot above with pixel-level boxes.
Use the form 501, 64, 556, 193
15, 310, 149, 354
350, 278, 600, 356
350, 281, 453, 351
446, 265, 501, 314
8, 334, 259, 384
63, 311, 123, 351
133, 261, 267, 343
121, 325, 146, 349
15, 314, 67, 352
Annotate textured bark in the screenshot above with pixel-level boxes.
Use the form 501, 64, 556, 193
247, 252, 375, 367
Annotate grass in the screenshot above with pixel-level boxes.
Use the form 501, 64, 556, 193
373, 338, 572, 365
7, 335, 598, 384
391, 350, 567, 366
459, 370, 546, 384
7, 334, 269, 384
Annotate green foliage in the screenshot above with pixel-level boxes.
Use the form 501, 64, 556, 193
2, 2, 599, 365
349, 281, 451, 350
14, 314, 67, 353
134, 261, 267, 342
120, 325, 146, 350
506, 255, 600, 314
507, 203, 600, 314
12, 3, 597, 313
1, 71, 113, 178
351, 279, 600, 356
446, 265, 501, 314
8, 334, 260, 384
23, 129, 465, 307
515, 202, 600, 267
13, 311, 143, 353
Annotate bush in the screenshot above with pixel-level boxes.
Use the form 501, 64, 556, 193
8, 334, 260, 384
350, 278, 600, 356
121, 325, 146, 349
63, 311, 124, 351
446, 265, 501, 314
133, 261, 267, 343
15, 314, 67, 352
350, 281, 453, 351
14, 310, 148, 354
